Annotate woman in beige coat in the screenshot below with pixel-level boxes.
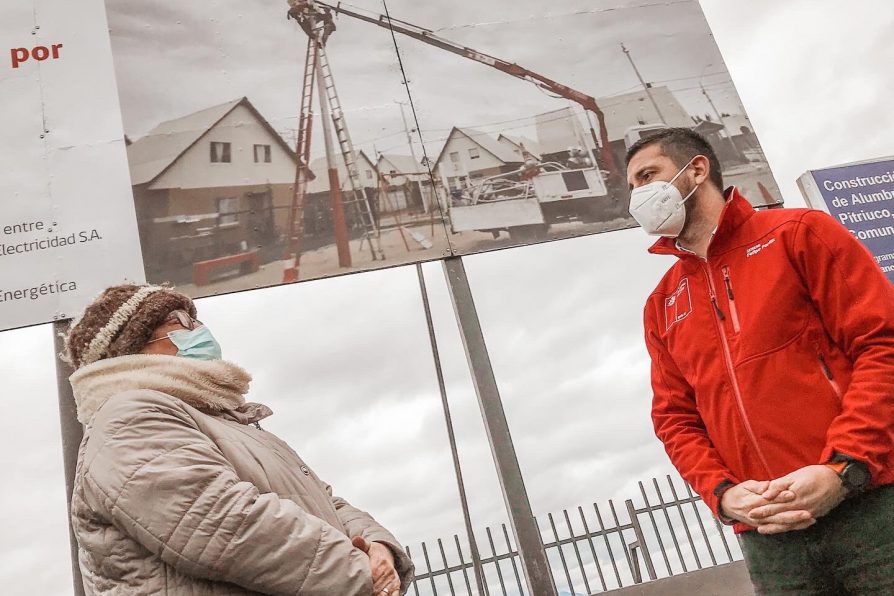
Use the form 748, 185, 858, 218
64, 284, 414, 595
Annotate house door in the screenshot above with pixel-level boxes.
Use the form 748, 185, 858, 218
246, 190, 275, 248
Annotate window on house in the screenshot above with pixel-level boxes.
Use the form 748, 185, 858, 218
468, 147, 480, 159
217, 197, 239, 225
253, 144, 272, 163
366, 170, 374, 180
210, 142, 232, 163
449, 151, 460, 163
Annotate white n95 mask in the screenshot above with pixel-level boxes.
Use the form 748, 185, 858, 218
629, 158, 699, 237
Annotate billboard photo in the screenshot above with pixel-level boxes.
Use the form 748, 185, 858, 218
105, 0, 782, 300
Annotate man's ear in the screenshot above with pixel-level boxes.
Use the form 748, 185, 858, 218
691, 155, 711, 185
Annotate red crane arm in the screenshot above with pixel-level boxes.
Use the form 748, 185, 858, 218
315, 1, 618, 174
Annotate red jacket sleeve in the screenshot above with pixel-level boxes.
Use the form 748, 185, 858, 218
645, 307, 739, 517
792, 210, 894, 483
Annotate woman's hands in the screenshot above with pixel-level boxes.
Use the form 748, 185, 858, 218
352, 536, 401, 595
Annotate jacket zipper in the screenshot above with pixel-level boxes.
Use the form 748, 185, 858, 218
721, 266, 741, 334
703, 262, 773, 477
817, 352, 844, 401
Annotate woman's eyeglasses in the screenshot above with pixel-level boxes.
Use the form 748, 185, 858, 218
145, 310, 203, 343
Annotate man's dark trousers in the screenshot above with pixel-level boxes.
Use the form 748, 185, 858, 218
740, 486, 894, 595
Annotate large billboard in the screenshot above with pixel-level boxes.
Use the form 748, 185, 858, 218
103, 0, 781, 298
798, 156, 894, 283
0, 0, 145, 331
1, 0, 784, 330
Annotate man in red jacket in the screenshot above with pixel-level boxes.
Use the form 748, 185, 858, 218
627, 128, 894, 593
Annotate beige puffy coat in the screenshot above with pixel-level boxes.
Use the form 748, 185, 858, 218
69, 355, 414, 595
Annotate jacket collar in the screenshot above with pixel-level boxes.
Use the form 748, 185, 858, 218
69, 354, 271, 425
648, 186, 756, 259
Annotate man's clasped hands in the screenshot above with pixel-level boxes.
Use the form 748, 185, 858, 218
721, 465, 848, 534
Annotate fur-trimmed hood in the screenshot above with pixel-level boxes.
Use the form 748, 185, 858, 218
69, 354, 265, 424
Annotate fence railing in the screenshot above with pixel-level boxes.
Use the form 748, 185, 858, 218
405, 475, 743, 595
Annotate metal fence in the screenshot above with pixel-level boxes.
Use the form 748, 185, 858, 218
405, 475, 743, 596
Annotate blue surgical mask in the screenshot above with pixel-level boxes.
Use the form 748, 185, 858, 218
168, 326, 223, 361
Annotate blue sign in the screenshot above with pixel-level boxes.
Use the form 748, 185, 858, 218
808, 158, 894, 283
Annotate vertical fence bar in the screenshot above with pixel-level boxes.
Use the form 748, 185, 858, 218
486, 527, 508, 596
437, 538, 457, 595
639, 480, 672, 577
548, 513, 575, 595
422, 541, 439, 596
594, 503, 622, 588
578, 507, 608, 592
407, 546, 421, 596
684, 484, 717, 566
667, 474, 702, 569
609, 499, 635, 581
500, 524, 524, 596
653, 477, 687, 572
625, 500, 657, 581
666, 476, 702, 569
713, 518, 735, 563
563, 509, 592, 596
454, 535, 475, 596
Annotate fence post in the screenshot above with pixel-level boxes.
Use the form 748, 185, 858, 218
629, 546, 642, 584
625, 499, 657, 582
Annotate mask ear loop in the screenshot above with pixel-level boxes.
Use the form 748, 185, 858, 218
651, 156, 702, 232
677, 156, 702, 204
667, 155, 699, 186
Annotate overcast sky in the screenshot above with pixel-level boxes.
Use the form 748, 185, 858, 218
2, 1, 894, 595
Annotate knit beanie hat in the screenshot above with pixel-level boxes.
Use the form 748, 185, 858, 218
63, 284, 196, 369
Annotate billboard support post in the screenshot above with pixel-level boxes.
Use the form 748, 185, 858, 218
52, 321, 86, 596
442, 256, 557, 596
415, 264, 487, 595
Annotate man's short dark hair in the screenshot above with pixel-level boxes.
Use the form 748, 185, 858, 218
625, 128, 724, 191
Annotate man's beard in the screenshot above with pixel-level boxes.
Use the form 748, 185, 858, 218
676, 183, 700, 240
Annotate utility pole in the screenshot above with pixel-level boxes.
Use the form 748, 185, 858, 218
396, 100, 429, 214
620, 42, 666, 125
700, 82, 741, 159
396, 100, 422, 166
394, 101, 434, 215
316, 54, 352, 268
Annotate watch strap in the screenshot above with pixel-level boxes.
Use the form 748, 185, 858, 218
824, 461, 847, 474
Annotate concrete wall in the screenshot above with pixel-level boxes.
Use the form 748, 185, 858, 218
609, 562, 754, 596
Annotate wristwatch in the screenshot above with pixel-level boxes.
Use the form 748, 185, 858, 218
825, 459, 871, 497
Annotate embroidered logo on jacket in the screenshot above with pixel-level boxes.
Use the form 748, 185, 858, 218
746, 237, 776, 257
665, 278, 692, 331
